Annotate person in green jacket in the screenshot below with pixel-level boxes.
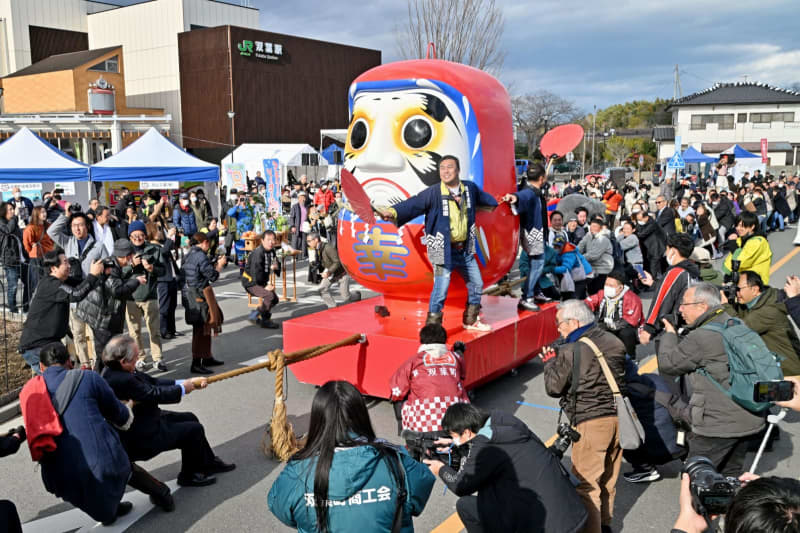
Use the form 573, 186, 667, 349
268, 381, 435, 533
722, 270, 800, 376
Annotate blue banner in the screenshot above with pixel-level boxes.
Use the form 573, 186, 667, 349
262, 158, 282, 213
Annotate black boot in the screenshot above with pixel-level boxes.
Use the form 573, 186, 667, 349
102, 501, 133, 525
425, 312, 443, 325
128, 463, 175, 512
190, 359, 213, 374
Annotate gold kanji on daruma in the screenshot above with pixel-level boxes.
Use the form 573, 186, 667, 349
353, 226, 410, 281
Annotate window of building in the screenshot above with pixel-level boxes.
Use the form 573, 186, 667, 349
89, 55, 119, 73
750, 112, 795, 123
690, 114, 734, 130
737, 113, 747, 123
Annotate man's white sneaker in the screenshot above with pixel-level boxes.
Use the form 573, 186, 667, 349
463, 318, 491, 332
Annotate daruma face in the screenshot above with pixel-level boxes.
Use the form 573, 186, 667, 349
345, 87, 472, 206
338, 60, 518, 304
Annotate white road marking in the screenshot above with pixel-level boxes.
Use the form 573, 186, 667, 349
23, 480, 179, 532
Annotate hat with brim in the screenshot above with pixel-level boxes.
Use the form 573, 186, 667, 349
114, 239, 134, 257
690, 246, 711, 264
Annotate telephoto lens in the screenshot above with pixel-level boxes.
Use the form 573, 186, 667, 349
683, 456, 741, 516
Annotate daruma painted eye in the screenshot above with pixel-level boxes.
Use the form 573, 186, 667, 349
402, 115, 433, 150
350, 118, 369, 150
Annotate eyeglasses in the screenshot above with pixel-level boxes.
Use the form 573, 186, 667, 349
678, 301, 703, 308
556, 318, 574, 327
736, 286, 748, 293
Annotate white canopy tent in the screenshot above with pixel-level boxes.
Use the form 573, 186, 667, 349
220, 144, 328, 187
720, 144, 765, 183
0, 127, 91, 205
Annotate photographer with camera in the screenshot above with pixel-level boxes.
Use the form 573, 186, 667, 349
18, 250, 104, 372
47, 206, 109, 368
424, 403, 587, 533
544, 299, 626, 533
722, 212, 772, 285
657, 283, 766, 477
672, 461, 800, 533
722, 270, 800, 376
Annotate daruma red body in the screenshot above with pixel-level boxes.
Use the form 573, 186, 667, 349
337, 59, 518, 305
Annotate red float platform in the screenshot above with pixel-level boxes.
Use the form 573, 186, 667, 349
284, 295, 559, 398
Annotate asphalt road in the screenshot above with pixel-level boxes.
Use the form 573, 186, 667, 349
2, 225, 800, 533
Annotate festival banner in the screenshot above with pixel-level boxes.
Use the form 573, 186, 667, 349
262, 158, 282, 213
223, 163, 246, 199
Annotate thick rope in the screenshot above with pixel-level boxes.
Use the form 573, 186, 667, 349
483, 276, 526, 296
203, 333, 364, 461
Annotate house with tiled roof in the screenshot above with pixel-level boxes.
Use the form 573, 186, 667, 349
654, 82, 800, 167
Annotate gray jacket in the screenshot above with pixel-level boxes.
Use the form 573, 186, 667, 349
578, 229, 614, 275
618, 234, 643, 265
657, 307, 765, 439
47, 214, 108, 276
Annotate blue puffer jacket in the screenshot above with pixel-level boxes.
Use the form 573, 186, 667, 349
268, 443, 435, 533
173, 206, 197, 235
553, 242, 592, 277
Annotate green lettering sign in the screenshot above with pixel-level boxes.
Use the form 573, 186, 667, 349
238, 40, 253, 56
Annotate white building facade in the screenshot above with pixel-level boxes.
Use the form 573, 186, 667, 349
0, 0, 259, 144
657, 83, 800, 168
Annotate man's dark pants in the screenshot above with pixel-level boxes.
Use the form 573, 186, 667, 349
687, 433, 753, 477
245, 285, 279, 318
157, 280, 178, 336
456, 495, 484, 533
128, 411, 216, 476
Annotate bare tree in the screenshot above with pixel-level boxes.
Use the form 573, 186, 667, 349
605, 137, 630, 166
395, 0, 506, 74
511, 91, 582, 157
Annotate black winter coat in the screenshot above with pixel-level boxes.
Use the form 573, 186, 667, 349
438, 410, 587, 533
0, 216, 25, 266
656, 207, 677, 236
75, 260, 140, 333
634, 216, 666, 263
182, 245, 218, 289
101, 366, 183, 461
242, 245, 280, 289
713, 197, 736, 229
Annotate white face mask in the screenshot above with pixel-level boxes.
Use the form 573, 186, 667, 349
180, 199, 189, 207
666, 250, 675, 266
190, 196, 196, 202
604, 285, 618, 298
452, 435, 462, 447
13, 193, 20, 199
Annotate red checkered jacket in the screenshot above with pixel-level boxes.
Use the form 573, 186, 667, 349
390, 344, 469, 433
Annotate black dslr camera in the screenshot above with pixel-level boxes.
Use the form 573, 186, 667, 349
549, 422, 581, 459
721, 259, 741, 303
683, 456, 741, 516
68, 202, 82, 214
401, 430, 465, 470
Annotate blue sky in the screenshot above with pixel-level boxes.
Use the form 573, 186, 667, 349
108, 0, 800, 113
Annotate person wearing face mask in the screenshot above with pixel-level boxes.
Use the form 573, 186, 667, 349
584, 270, 643, 356
173, 192, 198, 236
634, 209, 666, 282
8, 187, 33, 226
188, 189, 211, 230
424, 402, 587, 533
637, 233, 699, 346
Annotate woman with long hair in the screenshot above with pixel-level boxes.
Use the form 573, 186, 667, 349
269, 381, 435, 533
22, 205, 53, 297
0, 202, 29, 313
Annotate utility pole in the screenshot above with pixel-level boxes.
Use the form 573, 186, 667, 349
591, 105, 597, 172
673, 64, 682, 99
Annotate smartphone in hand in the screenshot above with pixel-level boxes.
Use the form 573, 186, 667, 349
753, 380, 795, 403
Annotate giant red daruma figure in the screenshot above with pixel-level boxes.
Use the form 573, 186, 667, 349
337, 59, 518, 316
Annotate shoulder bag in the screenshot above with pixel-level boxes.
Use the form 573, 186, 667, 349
578, 337, 645, 450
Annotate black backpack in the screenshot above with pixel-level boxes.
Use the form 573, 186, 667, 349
66, 241, 95, 286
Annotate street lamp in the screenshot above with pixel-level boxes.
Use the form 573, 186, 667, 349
591, 105, 597, 172
227, 110, 235, 163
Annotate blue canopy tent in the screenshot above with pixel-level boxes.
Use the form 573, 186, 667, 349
681, 146, 716, 164
320, 144, 344, 165
0, 127, 89, 182
722, 144, 760, 159
721, 144, 764, 182
91, 127, 219, 182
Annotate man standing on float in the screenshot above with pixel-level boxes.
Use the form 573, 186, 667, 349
377, 155, 497, 331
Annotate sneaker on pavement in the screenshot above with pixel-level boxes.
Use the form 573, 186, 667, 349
463, 318, 491, 332
623, 467, 661, 483
135, 359, 149, 372
153, 361, 168, 372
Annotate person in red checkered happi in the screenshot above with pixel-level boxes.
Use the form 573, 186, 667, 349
390, 324, 469, 435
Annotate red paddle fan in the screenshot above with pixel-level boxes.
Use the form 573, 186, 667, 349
341, 168, 377, 225
539, 123, 585, 161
